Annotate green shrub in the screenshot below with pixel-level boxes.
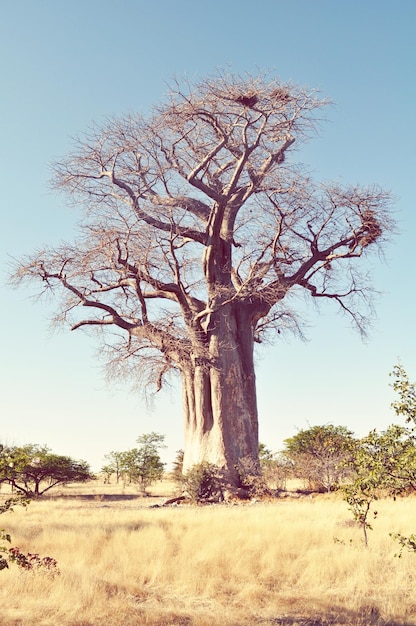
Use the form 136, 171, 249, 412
180, 463, 224, 503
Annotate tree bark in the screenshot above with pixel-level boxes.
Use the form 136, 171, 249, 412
181, 302, 260, 486
12, 72, 394, 494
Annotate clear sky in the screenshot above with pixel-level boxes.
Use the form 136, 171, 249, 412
1, 0, 415, 472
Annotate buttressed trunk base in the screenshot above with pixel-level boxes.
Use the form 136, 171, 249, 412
181, 306, 260, 488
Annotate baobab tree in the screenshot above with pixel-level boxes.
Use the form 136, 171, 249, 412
13, 71, 393, 488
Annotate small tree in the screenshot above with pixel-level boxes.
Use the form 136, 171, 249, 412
171, 449, 184, 488
343, 367, 416, 547
388, 366, 416, 555
283, 424, 356, 492
341, 426, 416, 547
120, 433, 166, 494
258, 443, 274, 469
101, 464, 114, 484
0, 444, 94, 497
101, 450, 125, 483
342, 435, 383, 548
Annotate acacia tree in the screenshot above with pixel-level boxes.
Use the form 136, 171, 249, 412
119, 432, 166, 493
0, 444, 94, 497
101, 450, 125, 483
13, 71, 393, 487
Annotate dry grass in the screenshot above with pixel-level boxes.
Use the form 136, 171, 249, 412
1, 481, 416, 625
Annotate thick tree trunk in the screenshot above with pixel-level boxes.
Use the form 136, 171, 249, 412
181, 303, 260, 487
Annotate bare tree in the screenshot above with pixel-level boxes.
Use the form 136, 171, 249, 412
13, 71, 393, 488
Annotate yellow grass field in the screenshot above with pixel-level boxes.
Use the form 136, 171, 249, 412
1, 480, 416, 626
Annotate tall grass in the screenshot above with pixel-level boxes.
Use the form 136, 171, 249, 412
1, 484, 416, 625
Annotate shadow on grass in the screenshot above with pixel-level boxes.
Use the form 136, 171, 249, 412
39, 493, 172, 506
263, 605, 415, 626
43, 493, 143, 501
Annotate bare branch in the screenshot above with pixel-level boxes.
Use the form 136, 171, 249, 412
12, 70, 394, 396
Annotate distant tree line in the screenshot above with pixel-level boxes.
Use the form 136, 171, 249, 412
0, 433, 167, 499
102, 365, 416, 503
259, 366, 416, 496
2, 366, 416, 507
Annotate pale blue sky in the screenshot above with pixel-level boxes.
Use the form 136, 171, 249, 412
1, 1, 415, 471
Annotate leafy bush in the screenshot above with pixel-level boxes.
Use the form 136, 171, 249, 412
341, 365, 416, 547
237, 456, 271, 498
180, 463, 224, 503
283, 424, 356, 492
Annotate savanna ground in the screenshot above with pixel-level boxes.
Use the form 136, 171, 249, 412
1, 479, 416, 626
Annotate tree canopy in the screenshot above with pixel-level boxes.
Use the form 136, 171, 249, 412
102, 433, 166, 494
0, 444, 94, 497
284, 424, 356, 492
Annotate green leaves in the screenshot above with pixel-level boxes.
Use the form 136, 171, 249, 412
390, 532, 416, 558
0, 493, 59, 574
283, 424, 356, 492
390, 364, 416, 425
103, 433, 166, 494
180, 462, 223, 503
0, 528, 11, 571
341, 365, 416, 548
0, 444, 94, 497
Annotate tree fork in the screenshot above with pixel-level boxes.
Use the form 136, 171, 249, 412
12, 71, 394, 493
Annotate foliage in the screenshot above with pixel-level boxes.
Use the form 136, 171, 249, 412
342, 481, 378, 548
0, 497, 24, 571
258, 443, 274, 468
342, 366, 416, 547
237, 455, 271, 498
0, 535, 10, 570
390, 532, 416, 558
0, 495, 29, 515
390, 364, 416, 424
101, 464, 114, 484
116, 433, 166, 494
362, 426, 416, 494
0, 444, 94, 497
236, 445, 292, 497
262, 454, 292, 491
0, 495, 59, 574
283, 424, 356, 492
256, 443, 291, 492
385, 365, 416, 554
181, 463, 224, 503
171, 449, 184, 488
7, 547, 60, 574
342, 426, 416, 547
101, 450, 126, 484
